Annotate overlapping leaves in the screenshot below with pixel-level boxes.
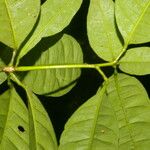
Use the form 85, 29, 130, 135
87, 0, 123, 61
0, 84, 57, 149
116, 0, 150, 44
0, 1, 83, 148
0, 0, 150, 149
18, 34, 83, 97
0, 88, 29, 149
0, 0, 40, 49
87, 0, 150, 75
25, 87, 57, 149
18, 0, 82, 59
59, 74, 150, 150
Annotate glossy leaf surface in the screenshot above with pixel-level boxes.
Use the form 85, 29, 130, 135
59, 74, 150, 150
116, 0, 150, 44
19, 0, 82, 59
0, 0, 40, 49
0, 88, 29, 149
119, 47, 150, 75
87, 0, 122, 61
19, 34, 83, 96
26, 88, 57, 150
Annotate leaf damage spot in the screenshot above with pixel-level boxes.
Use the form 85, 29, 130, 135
18, 125, 25, 132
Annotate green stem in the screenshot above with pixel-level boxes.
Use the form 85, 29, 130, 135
15, 62, 115, 72
95, 67, 108, 81
115, 32, 132, 62
15, 64, 95, 71
115, 46, 127, 62
8, 51, 16, 66
11, 62, 116, 82
11, 73, 26, 89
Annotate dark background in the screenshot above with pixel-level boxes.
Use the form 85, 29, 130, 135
40, 0, 150, 142
0, 0, 149, 143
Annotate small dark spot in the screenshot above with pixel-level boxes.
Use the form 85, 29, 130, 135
18, 125, 25, 132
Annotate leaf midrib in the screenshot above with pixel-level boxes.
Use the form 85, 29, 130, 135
117, 1, 150, 61
4, 0, 17, 49
26, 90, 38, 150
125, 0, 150, 45
87, 83, 107, 150
20, 0, 72, 57
114, 75, 136, 149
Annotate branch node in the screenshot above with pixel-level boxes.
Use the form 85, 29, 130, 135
2, 66, 15, 73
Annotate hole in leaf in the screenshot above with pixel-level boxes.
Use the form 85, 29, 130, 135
18, 125, 25, 132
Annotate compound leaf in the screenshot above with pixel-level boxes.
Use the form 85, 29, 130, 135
26, 88, 57, 150
59, 73, 150, 150
19, 0, 82, 59
18, 34, 83, 97
119, 47, 150, 75
0, 0, 40, 50
59, 82, 118, 150
87, 0, 123, 61
0, 88, 29, 149
116, 0, 150, 44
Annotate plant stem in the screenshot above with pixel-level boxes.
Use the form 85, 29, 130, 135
14, 62, 115, 72
10, 62, 116, 81
8, 51, 16, 66
95, 67, 108, 81
11, 73, 26, 89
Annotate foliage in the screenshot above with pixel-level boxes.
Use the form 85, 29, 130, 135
0, 0, 150, 149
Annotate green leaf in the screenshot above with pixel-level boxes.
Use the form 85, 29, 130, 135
107, 74, 150, 149
25, 88, 57, 150
18, 0, 82, 59
0, 88, 29, 149
0, 0, 40, 49
119, 47, 150, 75
59, 73, 150, 150
18, 34, 83, 97
59, 82, 118, 150
87, 0, 123, 61
116, 0, 150, 44
0, 72, 7, 85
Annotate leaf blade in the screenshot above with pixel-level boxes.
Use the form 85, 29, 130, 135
59, 83, 119, 150
59, 73, 150, 150
0, 72, 7, 85
0, 88, 29, 149
116, 0, 150, 44
19, 0, 82, 59
26, 88, 57, 150
87, 0, 123, 61
119, 47, 150, 75
18, 34, 83, 96
107, 74, 150, 149
0, 0, 40, 49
